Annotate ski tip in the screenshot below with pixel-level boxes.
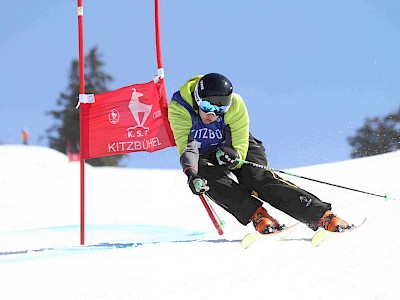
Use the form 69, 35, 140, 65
311, 218, 367, 248
311, 230, 328, 248
241, 232, 259, 249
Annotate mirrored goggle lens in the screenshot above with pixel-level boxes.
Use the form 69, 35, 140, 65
199, 100, 229, 115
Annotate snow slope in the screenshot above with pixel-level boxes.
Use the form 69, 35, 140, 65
0, 145, 399, 300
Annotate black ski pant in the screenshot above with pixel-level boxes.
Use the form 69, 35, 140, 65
198, 158, 262, 225
198, 135, 331, 230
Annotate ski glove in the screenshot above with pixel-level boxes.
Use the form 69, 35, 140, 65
187, 174, 210, 195
216, 146, 239, 169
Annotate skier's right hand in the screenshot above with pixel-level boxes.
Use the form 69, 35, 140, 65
187, 174, 210, 195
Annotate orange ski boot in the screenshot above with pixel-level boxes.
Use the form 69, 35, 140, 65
318, 210, 352, 232
251, 206, 282, 234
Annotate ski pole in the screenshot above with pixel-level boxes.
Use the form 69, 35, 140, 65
236, 158, 396, 201
199, 194, 224, 235
193, 179, 224, 234
203, 194, 226, 228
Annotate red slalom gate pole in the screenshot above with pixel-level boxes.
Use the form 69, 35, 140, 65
77, 0, 85, 245
199, 195, 224, 235
154, 0, 162, 69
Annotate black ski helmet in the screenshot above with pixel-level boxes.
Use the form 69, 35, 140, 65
194, 73, 233, 107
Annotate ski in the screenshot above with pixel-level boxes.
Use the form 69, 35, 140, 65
241, 222, 300, 249
311, 218, 367, 247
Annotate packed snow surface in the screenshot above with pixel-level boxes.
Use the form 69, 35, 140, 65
1, 145, 399, 299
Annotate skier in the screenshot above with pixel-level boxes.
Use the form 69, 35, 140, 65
168, 73, 351, 233
21, 129, 29, 145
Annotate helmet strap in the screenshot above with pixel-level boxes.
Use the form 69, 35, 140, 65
193, 81, 202, 106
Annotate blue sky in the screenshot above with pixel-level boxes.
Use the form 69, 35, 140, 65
1, 0, 399, 170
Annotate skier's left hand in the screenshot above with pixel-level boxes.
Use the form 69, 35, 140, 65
216, 146, 239, 169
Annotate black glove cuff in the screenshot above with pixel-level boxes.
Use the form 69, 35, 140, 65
183, 167, 197, 178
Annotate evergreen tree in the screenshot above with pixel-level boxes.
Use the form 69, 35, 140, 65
347, 107, 400, 158
46, 47, 123, 166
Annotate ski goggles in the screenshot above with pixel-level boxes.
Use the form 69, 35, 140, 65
194, 83, 230, 116
198, 100, 230, 116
